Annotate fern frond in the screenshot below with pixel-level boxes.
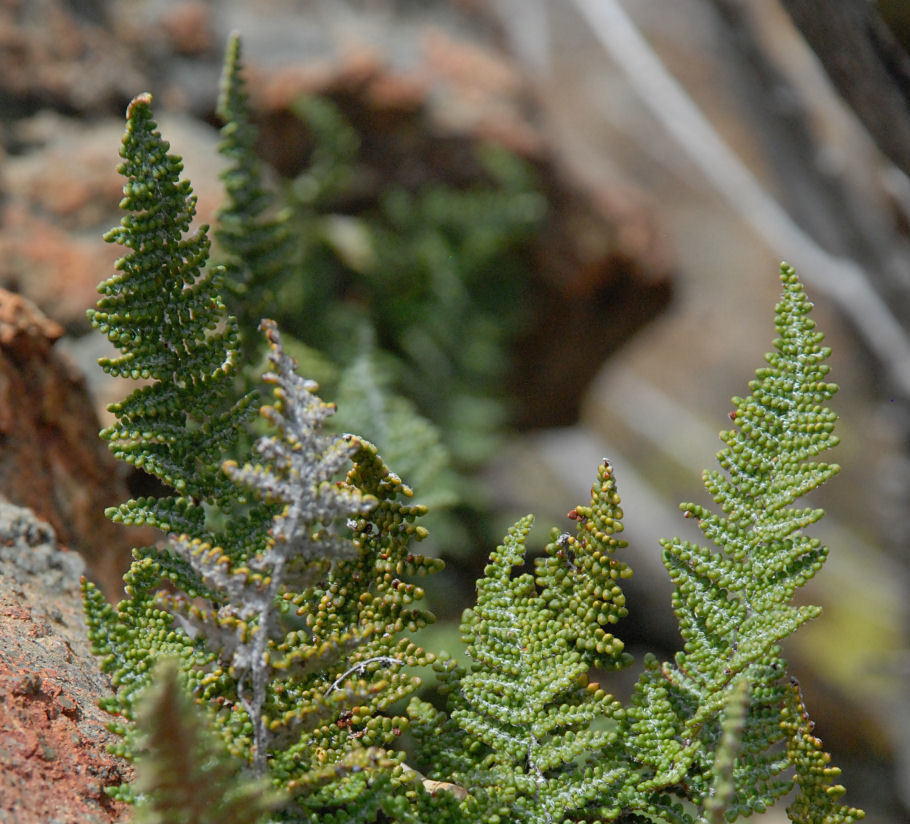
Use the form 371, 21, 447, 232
216, 32, 294, 356
161, 320, 379, 774
82, 91, 265, 794
88, 92, 253, 516
626, 263, 859, 818
781, 678, 865, 824
146, 321, 443, 823
700, 676, 749, 824
271, 435, 443, 808
428, 466, 634, 823
538, 459, 633, 672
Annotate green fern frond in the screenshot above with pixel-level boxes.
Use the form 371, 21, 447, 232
426, 464, 634, 823
538, 459, 634, 672
626, 263, 857, 818
781, 678, 865, 824
700, 676, 750, 824
82, 94, 264, 781
216, 32, 294, 357
88, 92, 253, 515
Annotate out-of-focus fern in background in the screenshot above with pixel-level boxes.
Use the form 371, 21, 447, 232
215, 33, 545, 566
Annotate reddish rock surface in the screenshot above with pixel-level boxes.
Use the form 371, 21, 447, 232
0, 499, 131, 823
0, 289, 148, 597
0, 0, 143, 115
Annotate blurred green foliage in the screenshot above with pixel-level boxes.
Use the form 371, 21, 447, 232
215, 44, 546, 562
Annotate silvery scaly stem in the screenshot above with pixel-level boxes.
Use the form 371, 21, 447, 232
248, 554, 286, 776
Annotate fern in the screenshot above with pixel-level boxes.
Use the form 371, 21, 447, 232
89, 92, 253, 522
622, 265, 855, 820
133, 659, 280, 824
82, 93, 262, 782
83, 93, 440, 819
781, 677, 864, 824
163, 318, 378, 775
408, 461, 632, 823
82, 38, 863, 824
215, 31, 294, 361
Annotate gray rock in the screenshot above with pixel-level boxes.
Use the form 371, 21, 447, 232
0, 498, 85, 591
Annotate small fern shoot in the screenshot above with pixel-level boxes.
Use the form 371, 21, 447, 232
133, 659, 280, 824
215, 32, 293, 358
781, 677, 864, 824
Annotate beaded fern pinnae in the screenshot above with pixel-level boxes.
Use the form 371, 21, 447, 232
82, 91, 262, 792
163, 318, 379, 775
88, 92, 252, 530
208, 324, 443, 816
408, 460, 633, 823
162, 319, 441, 799
625, 264, 861, 821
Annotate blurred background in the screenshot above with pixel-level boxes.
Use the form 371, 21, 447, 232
1, 0, 909, 820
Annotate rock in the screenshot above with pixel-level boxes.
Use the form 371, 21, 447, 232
239, 25, 674, 427
0, 0, 144, 116
0, 498, 131, 823
0, 289, 151, 597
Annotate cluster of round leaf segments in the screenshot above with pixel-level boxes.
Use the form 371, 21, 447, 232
624, 264, 861, 820
421, 464, 633, 823
88, 92, 253, 519
267, 435, 444, 815
539, 459, 633, 671
781, 678, 865, 824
